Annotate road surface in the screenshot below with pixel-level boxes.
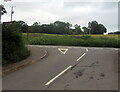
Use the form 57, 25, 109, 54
3, 45, 119, 90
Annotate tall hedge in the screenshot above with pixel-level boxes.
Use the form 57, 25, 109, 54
2, 22, 30, 65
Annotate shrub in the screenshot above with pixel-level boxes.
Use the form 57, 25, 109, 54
2, 23, 30, 65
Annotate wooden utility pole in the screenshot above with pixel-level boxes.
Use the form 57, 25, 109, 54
11, 6, 13, 22
10, 6, 15, 22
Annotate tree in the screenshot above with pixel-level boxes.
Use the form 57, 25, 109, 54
88, 21, 107, 34
0, 5, 7, 15
98, 24, 107, 34
21, 24, 28, 33
33, 22, 40, 26
14, 21, 29, 33
17, 21, 26, 26
0, 5, 7, 23
88, 21, 99, 34
53, 21, 69, 34
31, 22, 41, 33
82, 27, 89, 34
74, 24, 83, 34
66, 22, 72, 29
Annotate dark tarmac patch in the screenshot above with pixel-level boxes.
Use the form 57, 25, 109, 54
90, 76, 94, 79
100, 73, 105, 77
74, 69, 85, 78
97, 73, 105, 80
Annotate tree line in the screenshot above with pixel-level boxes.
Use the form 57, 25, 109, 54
108, 31, 120, 34
3, 20, 107, 35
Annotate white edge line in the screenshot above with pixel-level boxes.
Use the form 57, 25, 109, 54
45, 65, 72, 86
77, 53, 86, 61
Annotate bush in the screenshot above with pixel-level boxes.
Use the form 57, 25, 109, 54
2, 23, 30, 65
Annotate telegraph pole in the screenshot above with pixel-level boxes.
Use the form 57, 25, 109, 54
11, 6, 13, 22
10, 6, 15, 22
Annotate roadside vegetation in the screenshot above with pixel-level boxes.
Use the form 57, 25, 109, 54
23, 33, 120, 48
17, 20, 107, 35
2, 19, 119, 65
2, 22, 30, 66
1, 5, 119, 67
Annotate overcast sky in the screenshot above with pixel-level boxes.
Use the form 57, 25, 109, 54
1, 0, 119, 33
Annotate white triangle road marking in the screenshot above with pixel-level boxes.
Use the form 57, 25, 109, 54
58, 48, 68, 54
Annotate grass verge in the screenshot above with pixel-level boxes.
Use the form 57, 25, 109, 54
23, 33, 120, 48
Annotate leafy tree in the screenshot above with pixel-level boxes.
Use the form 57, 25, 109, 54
15, 20, 107, 35
33, 22, 40, 26
28, 26, 34, 33
98, 24, 107, 34
82, 27, 89, 34
0, 5, 7, 23
88, 21, 99, 34
13, 21, 29, 33
66, 22, 72, 29
74, 24, 83, 34
21, 24, 28, 33
32, 22, 42, 33
53, 21, 69, 34
0, 5, 7, 15
88, 21, 107, 34
41, 24, 54, 34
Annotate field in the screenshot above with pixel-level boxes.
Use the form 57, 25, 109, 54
23, 33, 120, 48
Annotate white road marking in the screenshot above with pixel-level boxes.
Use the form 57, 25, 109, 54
45, 65, 72, 86
86, 48, 88, 52
58, 48, 68, 54
76, 53, 86, 62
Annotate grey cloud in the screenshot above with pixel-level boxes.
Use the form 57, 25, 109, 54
2, 1, 118, 32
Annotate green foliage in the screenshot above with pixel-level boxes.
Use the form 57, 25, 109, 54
2, 22, 30, 65
23, 34, 119, 48
13, 20, 107, 35
0, 5, 7, 15
80, 35, 91, 40
19, 21, 83, 35
82, 27, 89, 34
15, 21, 29, 33
98, 24, 107, 33
88, 21, 107, 34
74, 24, 83, 34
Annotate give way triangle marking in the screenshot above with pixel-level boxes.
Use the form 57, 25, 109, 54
58, 48, 68, 54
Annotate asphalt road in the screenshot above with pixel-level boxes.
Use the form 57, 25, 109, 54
3, 45, 119, 90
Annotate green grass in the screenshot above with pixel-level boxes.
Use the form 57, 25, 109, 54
72, 34, 119, 40
23, 33, 120, 48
